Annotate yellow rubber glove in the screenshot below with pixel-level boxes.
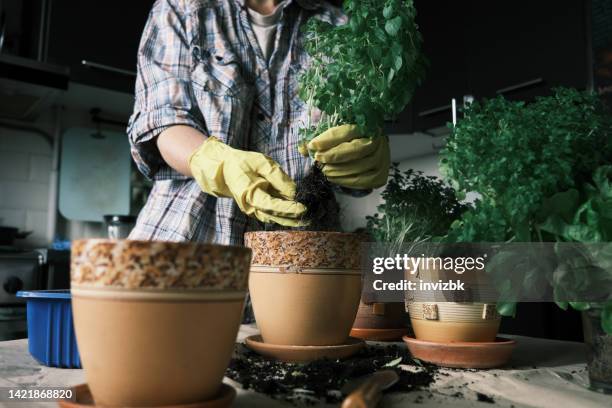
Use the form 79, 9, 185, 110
189, 137, 307, 226
302, 124, 390, 189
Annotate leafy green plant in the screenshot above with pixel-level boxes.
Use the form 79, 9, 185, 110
366, 164, 466, 253
440, 87, 612, 333
442, 88, 612, 243
537, 166, 612, 333
298, 0, 427, 145
538, 166, 612, 243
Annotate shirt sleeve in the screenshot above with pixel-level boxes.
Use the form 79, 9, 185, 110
127, 0, 208, 180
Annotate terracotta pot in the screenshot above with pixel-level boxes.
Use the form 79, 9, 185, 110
244, 231, 365, 346
406, 302, 501, 342
353, 301, 410, 330
403, 335, 515, 369
71, 239, 251, 407
404, 263, 500, 343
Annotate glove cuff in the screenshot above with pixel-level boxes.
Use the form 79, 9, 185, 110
188, 136, 229, 197
188, 136, 222, 169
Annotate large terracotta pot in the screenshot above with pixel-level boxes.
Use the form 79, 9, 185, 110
244, 231, 365, 346
71, 239, 251, 407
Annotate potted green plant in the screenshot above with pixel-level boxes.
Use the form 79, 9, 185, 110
363, 164, 474, 342
245, 231, 366, 347
441, 87, 612, 391
534, 166, 612, 393
293, 0, 427, 223
247, 0, 427, 352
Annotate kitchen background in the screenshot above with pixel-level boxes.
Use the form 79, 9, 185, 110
0, 0, 610, 340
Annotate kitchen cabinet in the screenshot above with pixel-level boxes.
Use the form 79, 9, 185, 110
389, 0, 590, 134
0, 0, 45, 61
46, 0, 153, 93
386, 0, 470, 135
410, 0, 471, 134
464, 1, 588, 102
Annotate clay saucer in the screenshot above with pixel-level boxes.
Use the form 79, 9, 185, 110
245, 335, 365, 363
350, 327, 410, 342
57, 383, 236, 408
403, 335, 516, 369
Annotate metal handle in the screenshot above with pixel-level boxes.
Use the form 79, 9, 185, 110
496, 78, 544, 95
341, 371, 399, 408
81, 60, 136, 77
418, 103, 452, 117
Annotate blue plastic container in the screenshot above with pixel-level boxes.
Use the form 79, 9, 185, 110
16, 290, 81, 368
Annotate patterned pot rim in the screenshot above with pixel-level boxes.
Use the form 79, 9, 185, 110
73, 238, 249, 252
244, 231, 368, 269
406, 301, 501, 322
71, 239, 252, 291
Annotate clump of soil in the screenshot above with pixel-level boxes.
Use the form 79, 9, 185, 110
294, 165, 341, 231
225, 344, 438, 404
476, 392, 495, 403
259, 164, 341, 232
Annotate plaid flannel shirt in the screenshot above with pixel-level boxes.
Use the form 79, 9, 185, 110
127, 0, 346, 245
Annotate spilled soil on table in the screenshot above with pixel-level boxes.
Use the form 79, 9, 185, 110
226, 344, 438, 404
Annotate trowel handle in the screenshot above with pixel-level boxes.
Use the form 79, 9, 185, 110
340, 376, 385, 408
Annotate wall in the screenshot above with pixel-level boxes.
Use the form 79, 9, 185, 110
0, 83, 135, 248
0, 127, 53, 247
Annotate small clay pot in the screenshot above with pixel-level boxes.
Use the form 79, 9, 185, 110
406, 302, 501, 342
71, 239, 251, 407
405, 264, 500, 343
244, 231, 365, 346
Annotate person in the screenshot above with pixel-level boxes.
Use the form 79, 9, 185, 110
127, 0, 390, 244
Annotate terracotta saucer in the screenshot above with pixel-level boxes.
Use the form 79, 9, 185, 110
403, 335, 516, 369
351, 327, 410, 342
57, 383, 236, 408
245, 335, 365, 363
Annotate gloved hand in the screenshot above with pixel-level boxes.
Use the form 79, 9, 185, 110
189, 137, 307, 226
299, 124, 390, 189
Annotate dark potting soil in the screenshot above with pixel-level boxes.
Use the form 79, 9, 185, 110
258, 165, 341, 232
294, 165, 341, 231
226, 344, 438, 404
476, 392, 495, 403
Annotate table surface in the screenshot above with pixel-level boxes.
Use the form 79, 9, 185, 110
0, 325, 610, 408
